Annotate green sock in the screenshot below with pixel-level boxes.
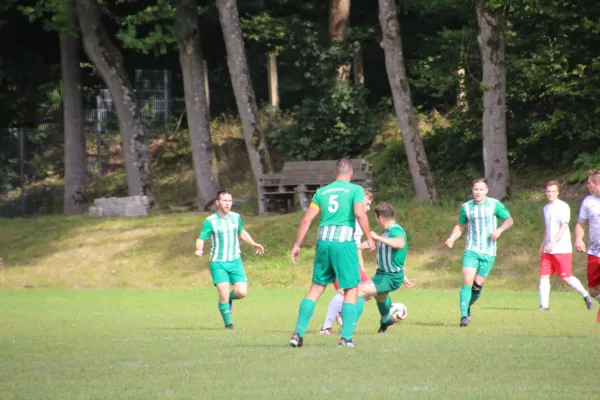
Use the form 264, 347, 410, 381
218, 302, 232, 325
294, 298, 316, 337
229, 291, 240, 301
356, 296, 365, 321
469, 284, 483, 307
377, 296, 392, 323
460, 285, 472, 317
340, 302, 357, 341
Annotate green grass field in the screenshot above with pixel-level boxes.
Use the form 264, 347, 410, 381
1, 288, 597, 399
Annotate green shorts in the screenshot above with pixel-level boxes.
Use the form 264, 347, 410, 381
462, 250, 496, 278
372, 269, 405, 295
210, 259, 247, 285
313, 240, 359, 289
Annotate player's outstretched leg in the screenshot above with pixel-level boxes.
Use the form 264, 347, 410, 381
320, 293, 343, 334
459, 284, 472, 327
289, 298, 316, 347
376, 296, 395, 333
339, 302, 358, 344
218, 302, 233, 329
562, 276, 593, 310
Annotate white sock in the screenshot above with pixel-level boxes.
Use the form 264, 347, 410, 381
322, 293, 344, 329
539, 277, 550, 308
564, 276, 589, 297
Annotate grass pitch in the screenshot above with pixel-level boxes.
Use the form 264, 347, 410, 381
1, 288, 597, 399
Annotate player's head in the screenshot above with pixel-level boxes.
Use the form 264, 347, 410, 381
471, 178, 488, 203
215, 189, 233, 214
334, 159, 354, 180
545, 180, 560, 202
364, 189, 373, 211
374, 202, 394, 228
586, 170, 600, 197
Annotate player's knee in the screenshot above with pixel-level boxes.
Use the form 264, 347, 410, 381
472, 282, 483, 292
235, 287, 248, 298
589, 287, 600, 297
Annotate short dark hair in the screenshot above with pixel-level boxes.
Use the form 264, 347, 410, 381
216, 189, 232, 200
335, 159, 353, 175
472, 177, 488, 187
374, 202, 394, 219
588, 170, 600, 184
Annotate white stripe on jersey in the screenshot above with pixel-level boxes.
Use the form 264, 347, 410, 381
210, 218, 220, 261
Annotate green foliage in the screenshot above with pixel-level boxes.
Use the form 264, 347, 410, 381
367, 140, 413, 199
266, 21, 380, 161
567, 152, 600, 183
116, 0, 179, 55
19, 0, 77, 35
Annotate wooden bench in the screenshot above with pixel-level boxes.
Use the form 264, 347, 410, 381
258, 159, 372, 215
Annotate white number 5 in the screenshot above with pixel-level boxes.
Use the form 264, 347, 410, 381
328, 195, 339, 213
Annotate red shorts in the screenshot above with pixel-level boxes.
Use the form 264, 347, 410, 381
333, 268, 369, 290
540, 253, 572, 278
587, 255, 600, 288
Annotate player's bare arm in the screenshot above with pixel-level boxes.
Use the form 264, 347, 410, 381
355, 202, 376, 252
574, 220, 587, 252
539, 229, 546, 254
240, 230, 265, 254
445, 224, 466, 248
544, 222, 569, 253
371, 232, 406, 249
195, 238, 204, 257
490, 216, 514, 240
290, 205, 320, 264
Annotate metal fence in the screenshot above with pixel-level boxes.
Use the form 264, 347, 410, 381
0, 69, 173, 217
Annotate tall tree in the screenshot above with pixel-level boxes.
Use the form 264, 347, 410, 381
76, 0, 154, 201
476, 0, 508, 200
329, 0, 351, 81
175, 0, 220, 209
216, 0, 272, 186
60, 0, 86, 215
378, 0, 437, 201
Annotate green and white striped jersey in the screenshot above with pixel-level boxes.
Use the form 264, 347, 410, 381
458, 198, 511, 256
199, 212, 244, 262
376, 222, 407, 273
312, 180, 365, 243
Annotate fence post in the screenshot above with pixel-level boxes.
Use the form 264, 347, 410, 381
19, 128, 25, 216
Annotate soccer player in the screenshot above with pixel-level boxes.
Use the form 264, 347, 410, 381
356, 202, 414, 333
319, 190, 374, 335
289, 159, 376, 348
574, 170, 600, 322
445, 178, 514, 327
195, 190, 264, 329
537, 180, 592, 311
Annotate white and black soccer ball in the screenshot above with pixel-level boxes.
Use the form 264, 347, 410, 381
390, 302, 408, 321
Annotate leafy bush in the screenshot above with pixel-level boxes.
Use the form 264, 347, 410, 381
568, 152, 600, 183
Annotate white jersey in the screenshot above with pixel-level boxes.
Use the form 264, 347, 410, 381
542, 199, 572, 254
354, 220, 363, 244
578, 195, 600, 257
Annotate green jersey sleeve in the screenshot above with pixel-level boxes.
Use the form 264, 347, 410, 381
494, 201, 511, 220
199, 218, 213, 240
458, 204, 468, 224
353, 186, 365, 205
237, 214, 244, 233
388, 225, 406, 240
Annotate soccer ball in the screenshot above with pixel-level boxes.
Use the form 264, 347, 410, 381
390, 302, 408, 321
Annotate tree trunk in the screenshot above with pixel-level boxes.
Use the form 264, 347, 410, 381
329, 0, 351, 81
216, 0, 272, 184
175, 0, 220, 210
60, 22, 87, 215
476, 0, 509, 200
76, 0, 154, 201
378, 0, 437, 201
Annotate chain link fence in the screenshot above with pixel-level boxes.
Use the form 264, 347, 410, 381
0, 69, 173, 217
